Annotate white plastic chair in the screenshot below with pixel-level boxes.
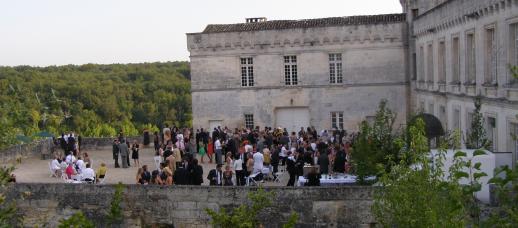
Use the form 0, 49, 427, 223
48, 162, 55, 178
153, 156, 161, 170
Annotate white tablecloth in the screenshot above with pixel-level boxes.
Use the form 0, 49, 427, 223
297, 175, 374, 186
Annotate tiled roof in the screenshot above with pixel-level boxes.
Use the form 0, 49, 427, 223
201, 13, 406, 34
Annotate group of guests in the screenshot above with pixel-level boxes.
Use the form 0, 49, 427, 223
145, 125, 352, 187
50, 149, 107, 183
112, 132, 140, 168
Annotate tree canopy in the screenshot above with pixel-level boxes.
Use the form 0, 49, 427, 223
0, 62, 191, 148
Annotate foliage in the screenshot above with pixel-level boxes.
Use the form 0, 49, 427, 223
282, 212, 299, 228
372, 118, 487, 227
0, 166, 18, 227
205, 188, 298, 228
0, 62, 191, 149
58, 211, 94, 228
465, 96, 491, 150
351, 99, 402, 184
484, 165, 518, 226
106, 182, 124, 225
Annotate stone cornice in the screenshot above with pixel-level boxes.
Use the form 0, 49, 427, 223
191, 82, 408, 93
187, 22, 405, 52
414, 0, 514, 38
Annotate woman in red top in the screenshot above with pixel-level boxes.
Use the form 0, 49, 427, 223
207, 138, 214, 163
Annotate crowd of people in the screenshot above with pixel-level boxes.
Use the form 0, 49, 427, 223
49, 132, 107, 183
47, 126, 354, 187
120, 125, 354, 186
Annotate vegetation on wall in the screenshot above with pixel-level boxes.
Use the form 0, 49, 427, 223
0, 62, 191, 149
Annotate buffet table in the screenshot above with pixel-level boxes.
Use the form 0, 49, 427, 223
297, 174, 375, 186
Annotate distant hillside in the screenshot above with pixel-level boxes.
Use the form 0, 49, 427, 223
0, 61, 191, 148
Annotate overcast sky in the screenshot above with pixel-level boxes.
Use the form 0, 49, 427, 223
0, 0, 402, 66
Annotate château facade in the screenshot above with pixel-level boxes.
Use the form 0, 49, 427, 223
187, 0, 518, 167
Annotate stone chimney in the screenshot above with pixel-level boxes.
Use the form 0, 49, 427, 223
246, 17, 267, 23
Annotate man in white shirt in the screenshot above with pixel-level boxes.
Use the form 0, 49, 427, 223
65, 153, 76, 165
50, 155, 62, 177
215, 138, 222, 165
82, 163, 95, 182
75, 157, 85, 174
233, 157, 244, 186
252, 151, 264, 174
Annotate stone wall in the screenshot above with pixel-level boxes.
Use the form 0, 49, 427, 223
6, 183, 376, 228
79, 136, 143, 151
0, 139, 53, 165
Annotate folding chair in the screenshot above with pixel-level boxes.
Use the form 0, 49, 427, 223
246, 172, 259, 186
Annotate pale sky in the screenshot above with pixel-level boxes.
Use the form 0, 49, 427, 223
0, 0, 402, 66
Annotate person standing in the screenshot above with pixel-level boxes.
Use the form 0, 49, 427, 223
119, 140, 129, 168
233, 155, 244, 186
214, 137, 222, 165
286, 152, 296, 186
207, 164, 223, 186
132, 140, 140, 167
112, 140, 120, 168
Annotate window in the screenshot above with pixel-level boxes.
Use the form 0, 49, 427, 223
439, 105, 447, 129
466, 32, 476, 84
244, 114, 254, 129
485, 27, 497, 84
438, 41, 446, 83
452, 37, 460, 82
419, 100, 425, 112
453, 108, 461, 131
510, 23, 518, 83
284, 56, 298, 85
486, 116, 497, 151
329, 53, 343, 84
241, 57, 254, 87
427, 43, 434, 82
331, 112, 344, 130
419, 46, 425, 81
508, 122, 518, 157
428, 102, 434, 115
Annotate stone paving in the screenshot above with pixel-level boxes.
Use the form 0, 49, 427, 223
10, 145, 288, 186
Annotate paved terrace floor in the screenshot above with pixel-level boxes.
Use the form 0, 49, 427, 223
10, 145, 289, 186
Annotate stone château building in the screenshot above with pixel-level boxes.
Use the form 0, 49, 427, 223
187, 0, 518, 167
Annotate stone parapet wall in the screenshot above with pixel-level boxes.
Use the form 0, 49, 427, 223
79, 136, 143, 151
0, 139, 53, 165
5, 183, 376, 227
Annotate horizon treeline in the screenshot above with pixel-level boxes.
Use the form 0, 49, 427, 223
0, 61, 191, 148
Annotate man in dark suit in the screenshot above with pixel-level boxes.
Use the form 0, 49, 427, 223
207, 164, 223, 186
112, 139, 120, 168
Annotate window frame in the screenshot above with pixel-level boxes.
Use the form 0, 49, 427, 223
331, 112, 344, 130
329, 53, 343, 84
284, 55, 298, 86
240, 57, 254, 87
244, 114, 254, 129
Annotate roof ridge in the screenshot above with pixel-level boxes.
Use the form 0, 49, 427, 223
201, 13, 406, 34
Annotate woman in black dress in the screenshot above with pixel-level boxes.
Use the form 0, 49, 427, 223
132, 140, 140, 167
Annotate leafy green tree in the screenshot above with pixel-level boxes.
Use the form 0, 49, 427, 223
106, 182, 124, 225
373, 118, 487, 227
484, 165, 518, 226
58, 212, 94, 228
465, 96, 491, 150
0, 166, 18, 227
205, 188, 298, 228
351, 99, 402, 184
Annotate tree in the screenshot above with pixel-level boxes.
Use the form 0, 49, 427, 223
373, 118, 487, 227
465, 96, 491, 150
205, 188, 298, 228
106, 182, 124, 225
58, 212, 94, 228
0, 166, 18, 227
351, 99, 402, 184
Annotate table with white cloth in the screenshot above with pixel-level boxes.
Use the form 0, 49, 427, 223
297, 174, 375, 186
